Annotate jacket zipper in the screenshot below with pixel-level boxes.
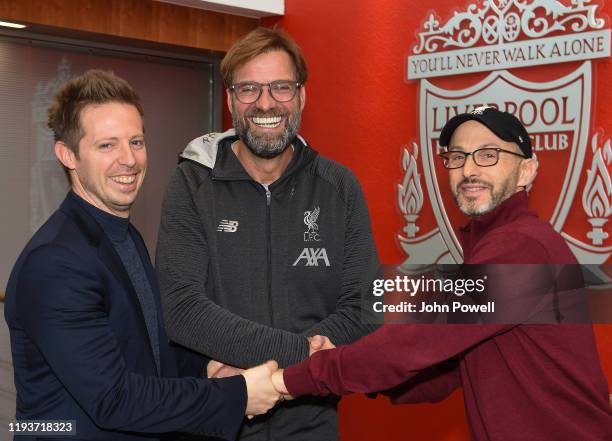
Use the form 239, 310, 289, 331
265, 186, 273, 327
265, 185, 273, 441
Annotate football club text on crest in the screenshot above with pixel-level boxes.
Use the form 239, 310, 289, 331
398, 0, 611, 288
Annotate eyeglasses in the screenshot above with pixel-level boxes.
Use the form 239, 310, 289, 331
439, 147, 526, 169
230, 81, 302, 104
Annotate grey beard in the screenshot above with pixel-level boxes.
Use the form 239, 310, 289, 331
233, 108, 301, 159
453, 175, 518, 217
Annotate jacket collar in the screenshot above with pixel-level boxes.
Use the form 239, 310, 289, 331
214, 135, 318, 185
180, 129, 318, 186
458, 191, 535, 260
211, 135, 250, 180
60, 193, 137, 298
60, 192, 107, 246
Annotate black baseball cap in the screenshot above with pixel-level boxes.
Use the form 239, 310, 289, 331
439, 106, 532, 158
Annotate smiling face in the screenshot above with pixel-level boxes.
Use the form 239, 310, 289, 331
227, 50, 305, 159
55, 102, 146, 218
448, 120, 535, 217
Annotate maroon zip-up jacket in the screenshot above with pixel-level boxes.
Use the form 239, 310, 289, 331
284, 192, 611, 440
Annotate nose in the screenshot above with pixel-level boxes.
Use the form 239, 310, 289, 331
118, 141, 136, 167
462, 154, 481, 179
255, 86, 276, 111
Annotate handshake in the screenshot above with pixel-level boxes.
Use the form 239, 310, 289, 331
207, 335, 335, 419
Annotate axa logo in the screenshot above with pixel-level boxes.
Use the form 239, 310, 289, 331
303, 206, 321, 242
217, 219, 239, 232
292, 247, 330, 267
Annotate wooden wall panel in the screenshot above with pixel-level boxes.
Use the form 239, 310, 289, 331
0, 0, 258, 52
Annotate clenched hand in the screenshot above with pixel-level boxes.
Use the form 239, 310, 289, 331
241, 360, 280, 419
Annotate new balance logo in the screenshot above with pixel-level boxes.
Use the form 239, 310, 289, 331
217, 220, 239, 232
292, 248, 330, 267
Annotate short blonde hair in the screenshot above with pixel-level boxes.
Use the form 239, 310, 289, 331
47, 69, 143, 157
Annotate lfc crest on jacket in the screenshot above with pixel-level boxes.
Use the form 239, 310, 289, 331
398, 0, 611, 287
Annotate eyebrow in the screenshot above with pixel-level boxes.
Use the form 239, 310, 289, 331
94, 137, 119, 144
94, 134, 145, 144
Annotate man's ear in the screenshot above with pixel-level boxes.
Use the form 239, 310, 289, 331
517, 157, 538, 188
54, 141, 77, 170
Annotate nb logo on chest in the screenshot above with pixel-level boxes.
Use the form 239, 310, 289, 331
217, 220, 239, 232
292, 248, 330, 267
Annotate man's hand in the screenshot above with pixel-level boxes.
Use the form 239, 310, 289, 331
207, 360, 245, 378
241, 360, 280, 419
308, 335, 335, 355
271, 368, 294, 401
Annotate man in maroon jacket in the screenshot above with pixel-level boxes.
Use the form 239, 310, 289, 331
272, 107, 612, 440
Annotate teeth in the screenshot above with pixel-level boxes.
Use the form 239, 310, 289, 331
111, 175, 136, 184
252, 116, 281, 127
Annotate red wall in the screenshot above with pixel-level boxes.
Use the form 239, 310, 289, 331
259, 1, 611, 439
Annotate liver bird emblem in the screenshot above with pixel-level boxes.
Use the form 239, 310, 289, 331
304, 206, 320, 233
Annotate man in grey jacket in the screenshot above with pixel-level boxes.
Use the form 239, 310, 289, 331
156, 27, 380, 440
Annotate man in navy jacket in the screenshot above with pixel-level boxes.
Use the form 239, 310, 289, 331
4, 69, 279, 441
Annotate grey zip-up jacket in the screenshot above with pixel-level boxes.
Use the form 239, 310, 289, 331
156, 129, 380, 441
